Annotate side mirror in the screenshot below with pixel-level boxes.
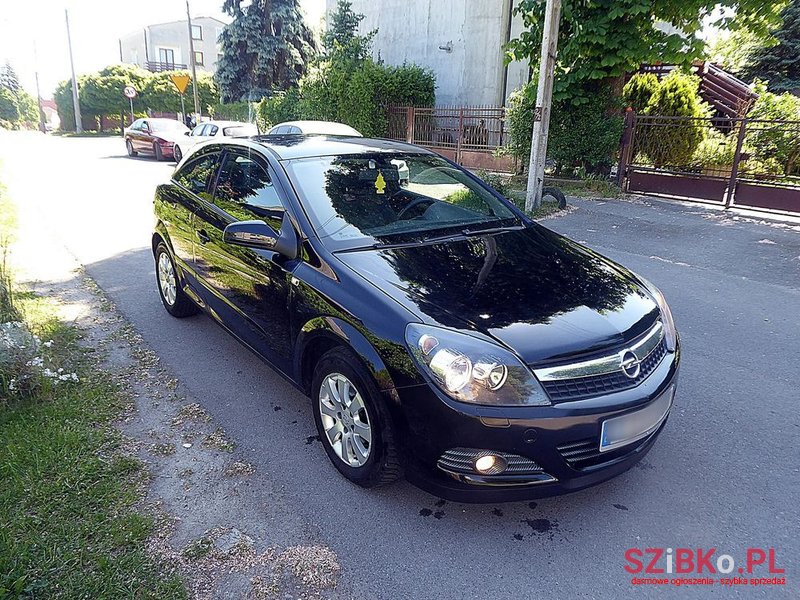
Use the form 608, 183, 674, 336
223, 213, 298, 259
184, 131, 191, 136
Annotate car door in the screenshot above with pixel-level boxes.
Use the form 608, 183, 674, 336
137, 119, 154, 152
191, 148, 296, 373
164, 147, 222, 276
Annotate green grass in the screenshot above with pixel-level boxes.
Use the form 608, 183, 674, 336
506, 175, 623, 200
52, 130, 123, 138
0, 173, 185, 598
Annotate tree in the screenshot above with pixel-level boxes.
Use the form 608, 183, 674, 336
80, 64, 150, 122
0, 62, 21, 95
741, 0, 800, 93
322, 0, 375, 62
141, 71, 219, 113
506, 0, 785, 102
0, 87, 20, 125
216, 0, 316, 102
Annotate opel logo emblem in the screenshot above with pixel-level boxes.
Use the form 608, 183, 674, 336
620, 350, 641, 379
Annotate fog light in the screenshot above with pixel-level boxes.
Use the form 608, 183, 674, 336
474, 454, 507, 475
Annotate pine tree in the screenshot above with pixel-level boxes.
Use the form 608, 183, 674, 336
0, 61, 21, 95
216, 0, 316, 103
741, 0, 800, 94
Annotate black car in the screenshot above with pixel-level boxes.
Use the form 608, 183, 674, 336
152, 136, 680, 502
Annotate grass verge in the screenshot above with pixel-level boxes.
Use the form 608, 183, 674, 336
0, 180, 185, 598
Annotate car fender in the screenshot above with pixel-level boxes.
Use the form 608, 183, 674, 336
295, 316, 397, 393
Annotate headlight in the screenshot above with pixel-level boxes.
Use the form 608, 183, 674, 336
638, 276, 678, 352
405, 324, 550, 406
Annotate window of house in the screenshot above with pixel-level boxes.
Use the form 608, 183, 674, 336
158, 47, 175, 68
194, 51, 204, 66
191, 24, 202, 40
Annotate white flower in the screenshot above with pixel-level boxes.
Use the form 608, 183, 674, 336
43, 340, 54, 348
8, 378, 16, 391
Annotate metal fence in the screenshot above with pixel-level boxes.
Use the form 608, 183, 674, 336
385, 105, 515, 172
619, 113, 800, 215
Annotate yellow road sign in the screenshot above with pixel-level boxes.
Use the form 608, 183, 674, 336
169, 74, 191, 94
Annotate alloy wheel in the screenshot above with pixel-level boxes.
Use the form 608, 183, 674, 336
319, 373, 372, 467
157, 251, 177, 306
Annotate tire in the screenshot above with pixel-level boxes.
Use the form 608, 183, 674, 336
312, 347, 402, 488
154, 242, 198, 318
153, 143, 164, 161
542, 186, 567, 208
126, 139, 137, 157
173, 144, 183, 163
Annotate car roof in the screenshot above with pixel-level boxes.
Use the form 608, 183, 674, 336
204, 136, 435, 160
272, 121, 362, 135
202, 120, 257, 128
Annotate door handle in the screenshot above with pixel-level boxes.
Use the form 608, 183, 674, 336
196, 229, 210, 244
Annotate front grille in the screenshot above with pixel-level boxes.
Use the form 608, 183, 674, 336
541, 336, 667, 402
437, 448, 544, 475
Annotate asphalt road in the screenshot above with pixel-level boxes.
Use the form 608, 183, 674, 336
2, 132, 798, 599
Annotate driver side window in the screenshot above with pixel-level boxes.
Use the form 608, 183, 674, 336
213, 152, 285, 230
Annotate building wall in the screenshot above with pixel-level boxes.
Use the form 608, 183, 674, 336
120, 17, 225, 73
325, 0, 530, 106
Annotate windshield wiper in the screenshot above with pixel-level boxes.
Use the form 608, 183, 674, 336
461, 223, 526, 237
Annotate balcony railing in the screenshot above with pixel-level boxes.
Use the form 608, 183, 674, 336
145, 61, 188, 73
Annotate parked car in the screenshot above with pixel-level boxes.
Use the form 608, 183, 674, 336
125, 118, 189, 161
266, 120, 362, 136
173, 120, 259, 163
152, 136, 680, 502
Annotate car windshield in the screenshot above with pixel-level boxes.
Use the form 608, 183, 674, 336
285, 153, 518, 247
224, 125, 258, 137
150, 120, 187, 132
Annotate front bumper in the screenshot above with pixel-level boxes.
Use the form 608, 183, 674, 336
396, 346, 680, 503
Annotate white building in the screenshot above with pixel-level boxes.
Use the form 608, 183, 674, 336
119, 16, 226, 74
325, 0, 530, 106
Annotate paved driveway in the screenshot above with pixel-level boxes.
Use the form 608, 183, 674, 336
2, 132, 798, 598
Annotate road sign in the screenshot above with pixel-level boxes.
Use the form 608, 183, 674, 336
169, 74, 191, 94
123, 85, 137, 99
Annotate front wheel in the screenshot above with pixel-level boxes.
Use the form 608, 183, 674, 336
173, 144, 183, 163
154, 242, 198, 318
312, 347, 401, 488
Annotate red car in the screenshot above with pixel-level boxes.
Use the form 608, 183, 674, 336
125, 118, 190, 161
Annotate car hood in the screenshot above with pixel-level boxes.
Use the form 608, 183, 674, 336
151, 130, 188, 143
335, 225, 659, 364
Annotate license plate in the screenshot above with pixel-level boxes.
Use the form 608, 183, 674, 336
599, 385, 675, 453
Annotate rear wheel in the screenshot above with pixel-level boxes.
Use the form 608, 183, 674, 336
154, 242, 198, 318
312, 347, 401, 487
126, 139, 137, 157
153, 143, 164, 161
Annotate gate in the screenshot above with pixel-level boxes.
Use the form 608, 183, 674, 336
619, 113, 800, 215
386, 105, 515, 172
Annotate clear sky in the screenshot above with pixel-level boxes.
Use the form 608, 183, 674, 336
0, 0, 326, 99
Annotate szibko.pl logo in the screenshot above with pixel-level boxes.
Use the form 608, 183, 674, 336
624, 547, 786, 587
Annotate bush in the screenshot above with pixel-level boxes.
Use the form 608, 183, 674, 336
637, 70, 709, 167
506, 81, 623, 175
622, 72, 659, 112
690, 129, 737, 172
744, 81, 800, 175
210, 101, 258, 123
297, 59, 435, 136
256, 89, 301, 129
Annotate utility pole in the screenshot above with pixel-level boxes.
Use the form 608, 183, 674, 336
33, 42, 46, 133
65, 9, 83, 133
186, 0, 201, 120
525, 0, 561, 212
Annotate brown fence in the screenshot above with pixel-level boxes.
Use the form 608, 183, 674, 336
619, 112, 800, 215
386, 105, 515, 172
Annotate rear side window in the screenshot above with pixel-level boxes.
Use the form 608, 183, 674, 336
206, 125, 219, 136
173, 152, 219, 195
213, 152, 284, 227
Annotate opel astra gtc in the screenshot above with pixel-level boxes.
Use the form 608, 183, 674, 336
152, 136, 680, 502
